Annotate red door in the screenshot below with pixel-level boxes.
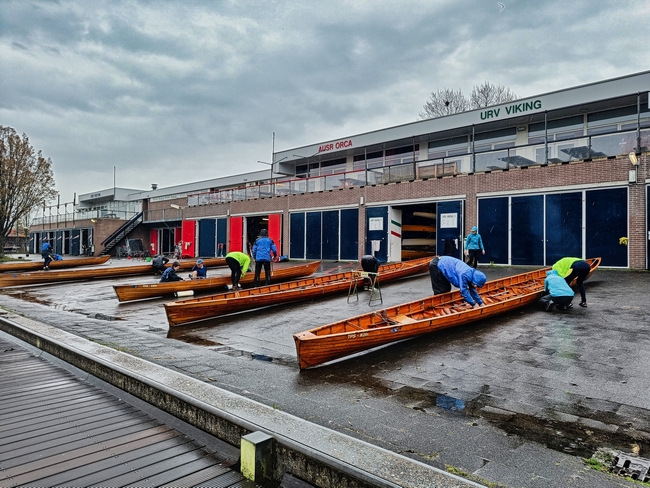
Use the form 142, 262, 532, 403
268, 213, 282, 255
229, 216, 243, 252
149, 229, 158, 255
181, 220, 196, 258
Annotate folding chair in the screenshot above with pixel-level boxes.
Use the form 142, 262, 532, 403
347, 270, 382, 305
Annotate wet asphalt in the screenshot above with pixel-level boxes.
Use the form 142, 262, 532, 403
1, 255, 649, 488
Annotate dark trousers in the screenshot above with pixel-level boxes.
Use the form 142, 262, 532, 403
225, 257, 242, 287
42, 252, 52, 268
254, 260, 271, 286
565, 260, 590, 303
541, 294, 574, 310
466, 249, 480, 269
429, 257, 451, 295
152, 264, 166, 274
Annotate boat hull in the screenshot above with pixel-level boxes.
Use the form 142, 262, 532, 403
164, 257, 431, 326
294, 258, 601, 369
0, 255, 111, 273
0, 257, 226, 287
114, 261, 322, 302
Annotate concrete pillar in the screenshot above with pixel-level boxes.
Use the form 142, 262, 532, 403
241, 431, 274, 483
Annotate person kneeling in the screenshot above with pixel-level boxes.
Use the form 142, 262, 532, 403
160, 261, 184, 282
541, 270, 574, 311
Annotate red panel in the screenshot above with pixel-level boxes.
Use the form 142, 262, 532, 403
149, 229, 158, 255
181, 220, 196, 258
268, 213, 282, 255
229, 217, 243, 252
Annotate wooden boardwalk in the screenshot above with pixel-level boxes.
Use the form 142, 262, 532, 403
0, 337, 257, 488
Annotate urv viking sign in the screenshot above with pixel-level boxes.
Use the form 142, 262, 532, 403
480, 99, 542, 120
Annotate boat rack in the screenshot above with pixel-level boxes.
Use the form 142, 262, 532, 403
347, 270, 382, 305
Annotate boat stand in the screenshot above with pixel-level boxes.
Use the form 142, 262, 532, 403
347, 271, 382, 305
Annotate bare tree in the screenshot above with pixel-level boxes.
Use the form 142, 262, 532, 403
418, 88, 469, 119
0, 126, 57, 256
470, 81, 518, 109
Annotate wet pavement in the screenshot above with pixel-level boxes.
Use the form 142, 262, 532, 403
1, 256, 649, 487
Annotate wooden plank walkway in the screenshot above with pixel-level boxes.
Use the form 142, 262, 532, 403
0, 337, 258, 488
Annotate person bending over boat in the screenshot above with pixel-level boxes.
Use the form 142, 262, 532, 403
429, 256, 486, 308
188, 259, 207, 279
225, 251, 250, 289
541, 269, 574, 311
552, 257, 589, 307
151, 254, 169, 275
160, 261, 184, 282
252, 229, 277, 286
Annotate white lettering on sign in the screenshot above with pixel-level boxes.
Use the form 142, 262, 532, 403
440, 213, 458, 228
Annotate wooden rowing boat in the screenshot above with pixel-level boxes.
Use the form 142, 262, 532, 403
0, 255, 111, 273
0, 257, 226, 287
402, 224, 436, 233
114, 261, 322, 302
293, 258, 601, 369
164, 257, 432, 326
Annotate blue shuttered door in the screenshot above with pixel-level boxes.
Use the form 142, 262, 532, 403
290, 213, 305, 259
437, 201, 462, 259
70, 229, 81, 255
512, 195, 544, 266
55, 231, 64, 255
586, 188, 627, 267
306, 212, 322, 260
340, 209, 359, 260
322, 211, 339, 260
198, 219, 216, 257
365, 206, 388, 262
545, 192, 582, 264
478, 197, 508, 264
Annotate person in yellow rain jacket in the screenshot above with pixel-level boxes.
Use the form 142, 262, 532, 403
225, 251, 250, 290
552, 257, 590, 307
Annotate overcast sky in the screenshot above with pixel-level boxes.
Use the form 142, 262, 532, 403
1, 0, 648, 204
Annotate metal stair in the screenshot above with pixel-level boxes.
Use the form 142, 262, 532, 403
100, 212, 143, 255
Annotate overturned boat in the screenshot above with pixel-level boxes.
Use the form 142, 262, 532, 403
164, 257, 431, 326
293, 258, 601, 370
114, 260, 322, 302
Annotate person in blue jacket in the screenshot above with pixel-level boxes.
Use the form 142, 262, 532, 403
188, 258, 207, 279
541, 269, 574, 311
41, 240, 53, 270
429, 255, 486, 308
252, 229, 278, 286
464, 226, 485, 269
160, 261, 184, 282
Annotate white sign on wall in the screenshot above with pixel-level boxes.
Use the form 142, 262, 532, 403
440, 213, 458, 229
369, 217, 384, 231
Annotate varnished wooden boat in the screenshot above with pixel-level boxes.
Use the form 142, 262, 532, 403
164, 257, 432, 326
0, 257, 225, 287
114, 261, 322, 302
0, 255, 111, 273
402, 224, 436, 233
293, 258, 601, 369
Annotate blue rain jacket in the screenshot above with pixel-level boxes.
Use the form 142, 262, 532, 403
543, 270, 574, 297
252, 237, 278, 262
437, 256, 486, 306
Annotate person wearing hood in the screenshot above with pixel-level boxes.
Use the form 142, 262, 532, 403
429, 255, 487, 308
552, 257, 590, 307
542, 269, 575, 311
464, 226, 485, 269
252, 229, 278, 287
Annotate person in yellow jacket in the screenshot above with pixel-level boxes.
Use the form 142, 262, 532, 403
225, 251, 251, 290
552, 257, 590, 307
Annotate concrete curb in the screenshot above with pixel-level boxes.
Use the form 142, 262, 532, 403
0, 311, 484, 488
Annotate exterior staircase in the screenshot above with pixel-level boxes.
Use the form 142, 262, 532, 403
100, 212, 143, 256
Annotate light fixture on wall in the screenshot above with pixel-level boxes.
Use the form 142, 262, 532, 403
629, 152, 639, 165
90, 219, 97, 223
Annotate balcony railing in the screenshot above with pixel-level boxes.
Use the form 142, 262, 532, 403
177, 127, 647, 209
32, 209, 139, 227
